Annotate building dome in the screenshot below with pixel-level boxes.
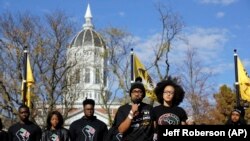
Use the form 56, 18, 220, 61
69, 4, 106, 48
70, 29, 106, 48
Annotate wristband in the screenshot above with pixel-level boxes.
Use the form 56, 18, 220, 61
128, 114, 133, 120
129, 110, 134, 115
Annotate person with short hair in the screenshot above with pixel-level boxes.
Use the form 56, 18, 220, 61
41, 110, 70, 141
225, 106, 247, 125
8, 104, 42, 141
69, 99, 108, 141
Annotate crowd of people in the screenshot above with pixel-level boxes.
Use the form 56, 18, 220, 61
0, 77, 247, 141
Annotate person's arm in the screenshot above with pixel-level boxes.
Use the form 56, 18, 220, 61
153, 121, 158, 141
64, 128, 71, 141
8, 127, 13, 141
69, 124, 76, 141
181, 121, 187, 125
3, 131, 8, 141
101, 124, 108, 141
41, 130, 46, 141
36, 127, 42, 141
59, 128, 70, 141
151, 107, 158, 141
118, 103, 139, 133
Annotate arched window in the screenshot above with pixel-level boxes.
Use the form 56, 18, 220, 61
95, 68, 100, 84
85, 68, 90, 83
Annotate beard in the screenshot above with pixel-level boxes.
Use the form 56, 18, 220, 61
131, 98, 142, 104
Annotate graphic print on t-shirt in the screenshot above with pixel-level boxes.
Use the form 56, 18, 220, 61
115, 133, 123, 141
50, 133, 59, 141
82, 125, 96, 141
16, 128, 30, 141
141, 110, 151, 126
158, 113, 180, 125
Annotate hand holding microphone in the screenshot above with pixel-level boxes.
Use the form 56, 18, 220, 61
130, 100, 140, 118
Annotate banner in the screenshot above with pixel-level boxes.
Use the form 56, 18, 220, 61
22, 55, 34, 108
237, 57, 250, 102
133, 54, 156, 100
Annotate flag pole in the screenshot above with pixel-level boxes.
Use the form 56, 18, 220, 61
234, 49, 240, 107
23, 46, 28, 105
131, 48, 134, 83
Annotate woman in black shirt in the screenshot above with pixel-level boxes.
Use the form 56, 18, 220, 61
151, 77, 188, 140
42, 111, 70, 141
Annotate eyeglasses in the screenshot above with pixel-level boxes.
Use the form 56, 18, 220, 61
132, 90, 143, 94
163, 91, 174, 95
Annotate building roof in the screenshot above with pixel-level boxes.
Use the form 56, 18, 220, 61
69, 3, 106, 48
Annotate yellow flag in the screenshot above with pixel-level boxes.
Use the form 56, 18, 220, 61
237, 57, 250, 102
27, 55, 34, 86
22, 55, 34, 108
133, 54, 156, 100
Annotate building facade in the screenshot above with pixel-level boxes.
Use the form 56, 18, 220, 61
64, 4, 120, 127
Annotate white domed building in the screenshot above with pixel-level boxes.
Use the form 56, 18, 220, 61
64, 4, 120, 127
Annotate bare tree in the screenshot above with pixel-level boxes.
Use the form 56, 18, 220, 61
100, 3, 184, 105
177, 46, 214, 124
0, 11, 76, 127
95, 27, 135, 125
102, 27, 134, 102
0, 3, 185, 127
91, 3, 185, 110
34, 11, 77, 127
0, 12, 42, 123
152, 3, 184, 80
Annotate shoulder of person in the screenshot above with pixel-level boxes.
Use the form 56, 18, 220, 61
69, 120, 79, 129
31, 122, 42, 130
176, 106, 186, 111
61, 127, 69, 131
42, 129, 50, 134
117, 103, 130, 111
120, 103, 130, 108
60, 127, 70, 133
8, 122, 20, 130
71, 118, 82, 125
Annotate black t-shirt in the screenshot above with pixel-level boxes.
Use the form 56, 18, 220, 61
0, 130, 8, 141
8, 121, 42, 141
151, 105, 188, 125
113, 102, 154, 141
69, 116, 108, 141
42, 128, 70, 141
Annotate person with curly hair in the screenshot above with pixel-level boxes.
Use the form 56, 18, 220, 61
151, 77, 188, 140
42, 111, 70, 141
151, 77, 187, 125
